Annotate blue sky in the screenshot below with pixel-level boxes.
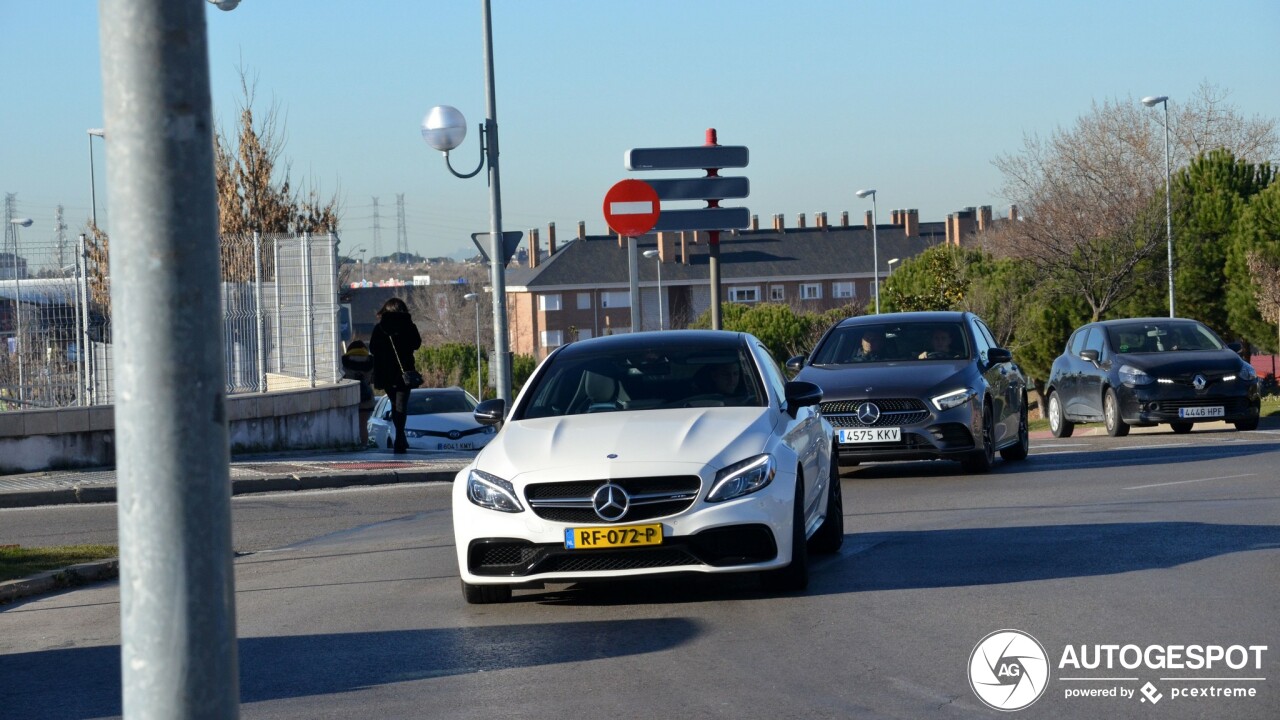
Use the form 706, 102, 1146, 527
3, 1, 1279, 261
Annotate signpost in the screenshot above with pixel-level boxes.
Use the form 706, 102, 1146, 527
470, 231, 524, 265
603, 179, 660, 332
624, 129, 749, 330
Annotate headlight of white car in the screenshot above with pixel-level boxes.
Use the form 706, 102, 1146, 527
466, 469, 524, 513
707, 454, 775, 503
931, 388, 970, 412
1119, 364, 1155, 387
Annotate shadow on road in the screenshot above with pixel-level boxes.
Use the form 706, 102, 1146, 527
812, 521, 1280, 595
0, 618, 702, 718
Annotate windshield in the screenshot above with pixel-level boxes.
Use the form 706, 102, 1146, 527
810, 322, 970, 363
1106, 322, 1224, 353
407, 390, 477, 415
515, 344, 766, 419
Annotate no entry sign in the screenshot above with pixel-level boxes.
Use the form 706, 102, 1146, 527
603, 179, 660, 237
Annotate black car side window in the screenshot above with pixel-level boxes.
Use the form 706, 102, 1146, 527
968, 317, 992, 362
1068, 329, 1089, 356
1084, 326, 1106, 361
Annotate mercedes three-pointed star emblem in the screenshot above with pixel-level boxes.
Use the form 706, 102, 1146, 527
592, 483, 630, 522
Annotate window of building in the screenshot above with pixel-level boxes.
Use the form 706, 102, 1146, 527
576, 328, 593, 341
833, 281, 854, 299
800, 283, 822, 300
577, 292, 592, 310
600, 291, 630, 309
538, 294, 562, 312
729, 286, 760, 303
769, 285, 785, 301
541, 330, 564, 348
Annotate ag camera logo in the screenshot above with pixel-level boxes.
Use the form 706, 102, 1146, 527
969, 629, 1050, 711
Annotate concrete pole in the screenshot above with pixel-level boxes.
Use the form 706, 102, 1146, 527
98, 1, 239, 717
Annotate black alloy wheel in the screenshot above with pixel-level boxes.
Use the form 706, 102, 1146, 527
808, 447, 845, 554
762, 473, 810, 592
1001, 395, 1030, 461
961, 405, 996, 473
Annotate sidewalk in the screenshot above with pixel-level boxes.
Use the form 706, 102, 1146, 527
0, 448, 473, 510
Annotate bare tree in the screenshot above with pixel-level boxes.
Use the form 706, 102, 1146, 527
990, 82, 1278, 321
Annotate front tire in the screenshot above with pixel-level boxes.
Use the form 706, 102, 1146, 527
1001, 396, 1030, 461
808, 448, 844, 554
461, 580, 512, 605
1235, 417, 1259, 431
1170, 422, 1193, 434
961, 405, 995, 473
1048, 392, 1074, 438
1103, 388, 1130, 437
762, 475, 810, 593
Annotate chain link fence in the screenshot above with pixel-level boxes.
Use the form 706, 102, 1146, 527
0, 231, 341, 410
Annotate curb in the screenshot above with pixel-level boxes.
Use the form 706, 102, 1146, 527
0, 558, 119, 605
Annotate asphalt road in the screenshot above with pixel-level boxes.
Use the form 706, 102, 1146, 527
2, 426, 1278, 719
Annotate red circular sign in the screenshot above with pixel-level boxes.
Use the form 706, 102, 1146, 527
603, 179, 660, 237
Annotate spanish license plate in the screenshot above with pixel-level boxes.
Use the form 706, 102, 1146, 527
838, 427, 901, 443
436, 442, 475, 451
565, 524, 663, 550
1178, 406, 1224, 418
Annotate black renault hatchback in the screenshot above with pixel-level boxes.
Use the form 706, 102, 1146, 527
1044, 317, 1261, 437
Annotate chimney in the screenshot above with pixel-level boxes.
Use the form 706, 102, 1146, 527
946, 214, 955, 246
658, 231, 675, 262
1008, 204, 1018, 221
548, 222, 557, 255
680, 231, 690, 264
750, 214, 759, 231
797, 213, 806, 229
774, 213, 785, 231
816, 212, 827, 229
865, 210, 873, 230
977, 206, 992, 232
841, 211, 849, 227
905, 209, 919, 238
950, 208, 976, 246
617, 231, 625, 249
577, 221, 586, 240
890, 209, 900, 225
529, 228, 541, 267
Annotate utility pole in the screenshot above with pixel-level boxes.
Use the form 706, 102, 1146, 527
371, 196, 382, 261
99, 0, 239, 716
396, 193, 408, 261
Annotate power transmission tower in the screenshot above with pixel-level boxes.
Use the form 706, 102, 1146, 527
3, 193, 15, 256
396, 193, 408, 262
371, 196, 382, 261
55, 205, 68, 271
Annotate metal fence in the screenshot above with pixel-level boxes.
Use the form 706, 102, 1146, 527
0, 230, 341, 410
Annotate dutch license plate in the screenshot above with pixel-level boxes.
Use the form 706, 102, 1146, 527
565, 524, 663, 550
839, 427, 901, 443
1179, 406, 1224, 418
436, 442, 475, 451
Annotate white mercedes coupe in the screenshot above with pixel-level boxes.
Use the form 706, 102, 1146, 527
451, 330, 843, 604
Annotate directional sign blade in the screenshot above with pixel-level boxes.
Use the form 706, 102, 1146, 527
470, 231, 524, 265
652, 207, 751, 232
626, 145, 749, 171
645, 177, 750, 201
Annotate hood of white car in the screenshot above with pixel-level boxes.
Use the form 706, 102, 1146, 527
476, 407, 776, 482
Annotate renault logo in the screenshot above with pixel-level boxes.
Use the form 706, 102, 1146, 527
447, 430, 462, 440
1193, 374, 1207, 391
592, 483, 630, 522
856, 402, 882, 425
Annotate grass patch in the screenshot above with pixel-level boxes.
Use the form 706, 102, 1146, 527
0, 545, 117, 582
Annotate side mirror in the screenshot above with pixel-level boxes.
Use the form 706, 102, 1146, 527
1079, 349, 1099, 364
473, 398, 507, 426
988, 347, 1013, 364
783, 380, 823, 418
785, 355, 806, 374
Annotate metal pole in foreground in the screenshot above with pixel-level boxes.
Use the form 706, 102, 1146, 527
1161, 100, 1175, 319
99, 1, 239, 717
480, 0, 512, 402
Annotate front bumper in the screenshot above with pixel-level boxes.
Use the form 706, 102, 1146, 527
823, 397, 979, 463
1116, 382, 1261, 425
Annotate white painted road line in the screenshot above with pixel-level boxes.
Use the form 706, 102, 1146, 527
1124, 473, 1257, 490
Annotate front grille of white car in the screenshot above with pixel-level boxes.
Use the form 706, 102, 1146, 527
525, 476, 702, 523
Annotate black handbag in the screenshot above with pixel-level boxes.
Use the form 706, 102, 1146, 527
388, 336, 423, 388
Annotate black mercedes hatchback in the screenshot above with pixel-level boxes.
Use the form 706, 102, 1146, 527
1044, 317, 1262, 437
787, 311, 1030, 473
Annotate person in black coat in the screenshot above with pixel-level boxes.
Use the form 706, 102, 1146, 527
369, 297, 422, 453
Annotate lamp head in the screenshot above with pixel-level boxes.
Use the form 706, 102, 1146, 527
208, 0, 241, 10
422, 105, 468, 152
888, 257, 899, 264
855, 189, 876, 199
464, 292, 479, 301
642, 250, 659, 259
1141, 96, 1168, 107
10, 218, 33, 227
87, 128, 105, 137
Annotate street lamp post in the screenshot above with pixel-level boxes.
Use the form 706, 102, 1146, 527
87, 129, 105, 229
9, 218, 32, 404
464, 292, 482, 400
856, 189, 880, 313
1142, 95, 1175, 318
421, 0, 512, 403
642, 249, 664, 331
